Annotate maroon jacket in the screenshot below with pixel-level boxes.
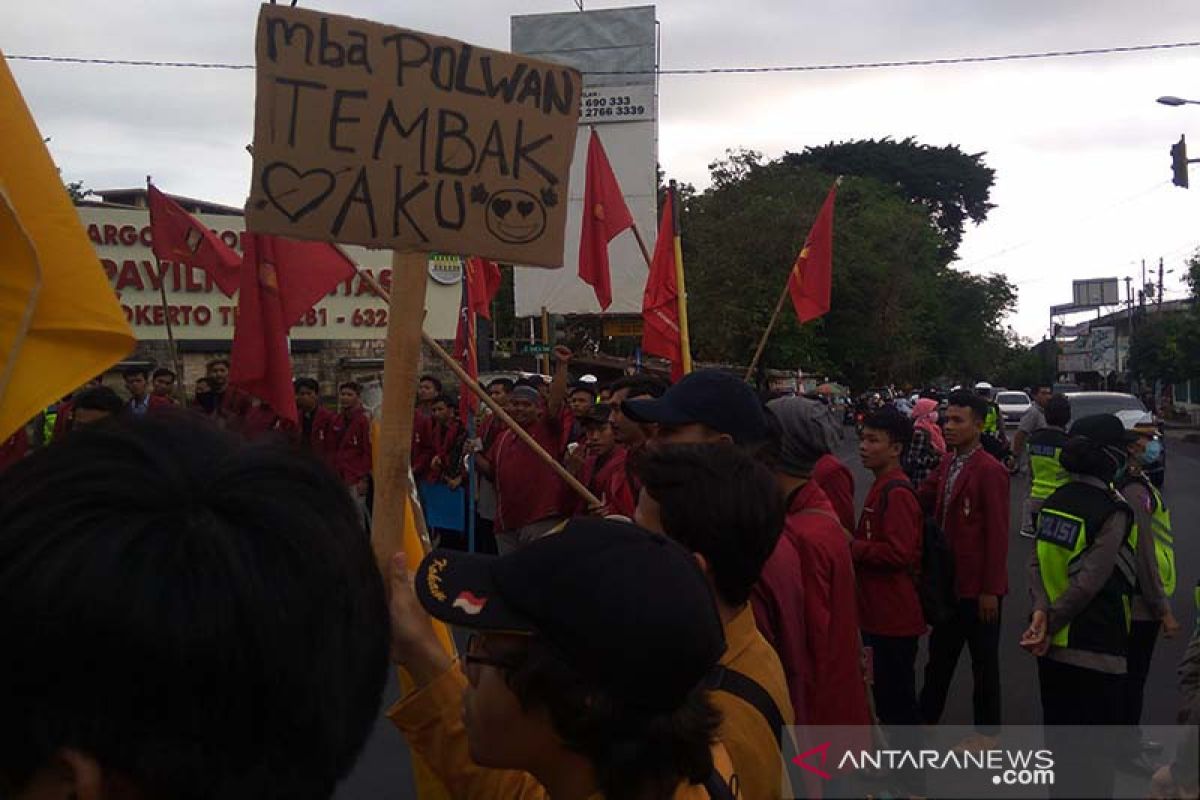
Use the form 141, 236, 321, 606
852, 469, 925, 637
813, 453, 856, 532
330, 406, 372, 486
917, 447, 1010, 599
757, 479, 871, 727
577, 446, 637, 518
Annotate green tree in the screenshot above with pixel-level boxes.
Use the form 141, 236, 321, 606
680, 149, 1014, 388
784, 137, 995, 256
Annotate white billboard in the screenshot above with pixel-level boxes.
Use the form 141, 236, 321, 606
1072, 278, 1120, 308
78, 205, 460, 341
511, 6, 657, 317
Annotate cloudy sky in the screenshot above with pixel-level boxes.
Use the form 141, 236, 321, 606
5, 0, 1200, 339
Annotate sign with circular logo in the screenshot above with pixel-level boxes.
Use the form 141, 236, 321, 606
427, 253, 464, 285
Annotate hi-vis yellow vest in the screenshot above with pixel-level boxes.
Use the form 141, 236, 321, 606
1120, 475, 1176, 598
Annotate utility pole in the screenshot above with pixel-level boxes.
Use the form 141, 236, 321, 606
1158, 257, 1165, 308
1125, 276, 1134, 331
1141, 259, 1148, 307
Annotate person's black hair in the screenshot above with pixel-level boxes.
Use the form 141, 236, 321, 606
73, 386, 124, 416
123, 366, 148, 380
1045, 394, 1071, 428
431, 393, 455, 408
570, 384, 597, 399
486, 377, 515, 393
205, 358, 230, 370
151, 367, 175, 381
339, 381, 362, 394
1032, 382, 1053, 395
863, 405, 913, 447
0, 416, 389, 799
419, 374, 443, 392
294, 377, 320, 394
947, 389, 989, 422
636, 443, 784, 608
519, 375, 547, 388
1061, 436, 1123, 483
503, 636, 720, 799
608, 375, 669, 400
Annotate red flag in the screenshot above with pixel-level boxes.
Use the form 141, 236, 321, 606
787, 181, 838, 323
578, 129, 633, 310
453, 282, 479, 424
147, 184, 241, 297
641, 192, 683, 382
229, 235, 357, 424
465, 256, 502, 320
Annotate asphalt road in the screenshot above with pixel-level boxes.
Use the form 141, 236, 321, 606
335, 427, 1200, 798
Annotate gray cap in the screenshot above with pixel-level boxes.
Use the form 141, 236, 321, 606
766, 395, 840, 476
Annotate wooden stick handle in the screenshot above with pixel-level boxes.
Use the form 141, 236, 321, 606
369, 251, 427, 573
355, 268, 602, 510
743, 279, 791, 382
629, 221, 654, 270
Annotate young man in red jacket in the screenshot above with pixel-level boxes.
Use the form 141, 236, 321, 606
813, 452, 856, 532
765, 395, 871, 727
294, 378, 336, 457
330, 382, 373, 506
574, 404, 636, 519
855, 407, 925, 725
917, 389, 1009, 737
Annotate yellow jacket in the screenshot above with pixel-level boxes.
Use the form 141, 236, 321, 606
388, 663, 741, 799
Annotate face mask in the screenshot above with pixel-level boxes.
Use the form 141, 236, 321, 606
1141, 440, 1163, 465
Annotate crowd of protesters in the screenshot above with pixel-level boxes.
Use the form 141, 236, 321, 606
0, 351, 1193, 800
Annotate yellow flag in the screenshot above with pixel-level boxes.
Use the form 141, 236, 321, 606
0, 52, 135, 440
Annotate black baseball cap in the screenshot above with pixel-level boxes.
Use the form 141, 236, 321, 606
1070, 413, 1135, 448
578, 403, 613, 427
621, 370, 768, 445
414, 517, 725, 713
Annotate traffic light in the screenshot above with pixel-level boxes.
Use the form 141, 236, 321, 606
1171, 135, 1189, 188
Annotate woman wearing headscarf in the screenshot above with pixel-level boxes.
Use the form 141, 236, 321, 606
903, 397, 946, 486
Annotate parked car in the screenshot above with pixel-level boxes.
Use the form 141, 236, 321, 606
996, 390, 1032, 426
1065, 392, 1165, 487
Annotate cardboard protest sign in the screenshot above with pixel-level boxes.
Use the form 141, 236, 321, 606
245, 4, 582, 268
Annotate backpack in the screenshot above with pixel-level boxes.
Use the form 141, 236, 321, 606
879, 480, 957, 626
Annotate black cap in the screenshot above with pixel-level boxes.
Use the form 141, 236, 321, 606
1069, 413, 1130, 448
415, 518, 725, 713
622, 370, 767, 445
578, 403, 613, 427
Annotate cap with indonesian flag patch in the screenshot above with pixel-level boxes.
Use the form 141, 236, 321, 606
414, 517, 726, 713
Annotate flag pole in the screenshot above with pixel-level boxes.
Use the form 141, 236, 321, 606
356, 268, 603, 509
743, 279, 792, 382
629, 222, 653, 269
146, 176, 188, 406
669, 180, 693, 375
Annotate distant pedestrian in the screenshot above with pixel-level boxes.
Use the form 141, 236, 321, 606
294, 377, 335, 456
903, 397, 946, 485
330, 382, 372, 520
1011, 382, 1053, 473
574, 405, 636, 519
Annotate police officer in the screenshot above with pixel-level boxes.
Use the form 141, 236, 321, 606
1020, 394, 1071, 538
974, 381, 1010, 463
1117, 425, 1181, 772
1020, 414, 1138, 798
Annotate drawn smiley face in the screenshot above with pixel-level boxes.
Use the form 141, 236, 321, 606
485, 190, 546, 244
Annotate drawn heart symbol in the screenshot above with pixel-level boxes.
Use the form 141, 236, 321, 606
262, 163, 336, 223
516, 200, 535, 218
491, 197, 513, 218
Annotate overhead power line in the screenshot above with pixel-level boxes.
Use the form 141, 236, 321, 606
7, 39, 1200, 75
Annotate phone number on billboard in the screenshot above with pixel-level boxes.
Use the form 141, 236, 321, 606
583, 96, 646, 119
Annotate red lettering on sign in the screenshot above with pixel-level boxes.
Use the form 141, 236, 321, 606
184, 265, 204, 292
151, 306, 164, 326
219, 306, 235, 325
380, 269, 392, 291
88, 224, 103, 246
194, 306, 212, 326
118, 225, 138, 246
143, 260, 164, 290
101, 258, 119, 281
103, 225, 118, 246
139, 225, 153, 247
134, 305, 152, 325
121, 304, 133, 322
356, 269, 378, 296
116, 260, 145, 291
167, 306, 181, 326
